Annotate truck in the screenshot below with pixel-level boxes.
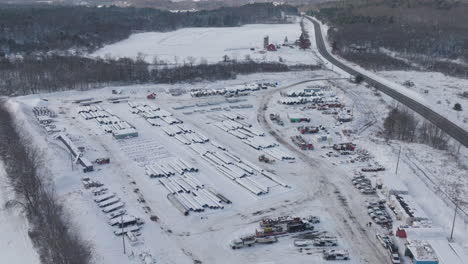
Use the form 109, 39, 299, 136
102, 202, 125, 213
113, 224, 142, 236
287, 221, 312, 232
230, 235, 256, 249
108, 215, 144, 228
255, 236, 278, 244
298, 126, 320, 134
107, 209, 127, 219
98, 197, 120, 207
95, 158, 110, 165
333, 143, 355, 151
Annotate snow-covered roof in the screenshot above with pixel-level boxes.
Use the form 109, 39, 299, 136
112, 128, 137, 136
391, 194, 429, 221
407, 239, 438, 262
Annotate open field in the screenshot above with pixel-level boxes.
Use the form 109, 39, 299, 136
92, 19, 319, 65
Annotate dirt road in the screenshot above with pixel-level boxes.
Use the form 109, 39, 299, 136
256, 80, 392, 264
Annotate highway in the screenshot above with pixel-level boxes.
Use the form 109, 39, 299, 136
305, 16, 468, 148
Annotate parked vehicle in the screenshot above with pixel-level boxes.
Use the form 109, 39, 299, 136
95, 158, 110, 165
108, 215, 144, 228
102, 202, 125, 213
107, 209, 127, 219
255, 236, 278, 244
98, 197, 120, 207
230, 235, 256, 249
391, 253, 401, 264
114, 224, 142, 236
313, 238, 338, 247
323, 249, 349, 260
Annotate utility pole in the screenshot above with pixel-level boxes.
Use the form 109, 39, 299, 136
121, 215, 126, 254
395, 145, 402, 176
450, 203, 458, 241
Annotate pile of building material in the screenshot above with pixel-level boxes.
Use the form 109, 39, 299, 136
162, 174, 230, 215
243, 136, 277, 150
190, 82, 271, 98
145, 158, 198, 178
160, 124, 209, 145
33, 106, 56, 118
32, 106, 62, 133
78, 104, 138, 138
262, 148, 295, 161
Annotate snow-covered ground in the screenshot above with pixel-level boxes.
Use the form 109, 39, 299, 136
7, 66, 468, 263
0, 161, 40, 264
377, 71, 468, 131
305, 16, 468, 133
92, 19, 320, 65
2, 17, 467, 264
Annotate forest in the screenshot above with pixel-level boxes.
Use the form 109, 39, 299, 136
0, 3, 297, 53
308, 0, 468, 77
0, 54, 318, 96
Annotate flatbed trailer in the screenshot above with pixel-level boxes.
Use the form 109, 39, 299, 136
102, 202, 125, 213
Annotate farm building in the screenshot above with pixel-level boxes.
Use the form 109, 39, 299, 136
266, 44, 277, 51
113, 128, 138, 139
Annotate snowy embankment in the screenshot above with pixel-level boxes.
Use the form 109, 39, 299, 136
377, 71, 468, 131
306, 16, 468, 133
92, 21, 319, 65
0, 161, 40, 264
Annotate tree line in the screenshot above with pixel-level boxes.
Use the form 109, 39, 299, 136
0, 54, 319, 96
307, 1, 468, 77
383, 107, 450, 150
0, 3, 297, 54
0, 102, 91, 264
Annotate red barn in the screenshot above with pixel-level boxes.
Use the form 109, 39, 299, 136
266, 44, 277, 51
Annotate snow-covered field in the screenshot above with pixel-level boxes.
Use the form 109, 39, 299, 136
306, 16, 468, 133
92, 20, 320, 65
8, 65, 467, 263
377, 71, 468, 131
1, 17, 467, 264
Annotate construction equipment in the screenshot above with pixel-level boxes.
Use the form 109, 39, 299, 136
291, 135, 314, 150
95, 158, 110, 165
230, 235, 256, 249
147, 93, 157, 100
258, 154, 275, 164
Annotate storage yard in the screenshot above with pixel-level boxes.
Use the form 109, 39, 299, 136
5, 20, 468, 264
